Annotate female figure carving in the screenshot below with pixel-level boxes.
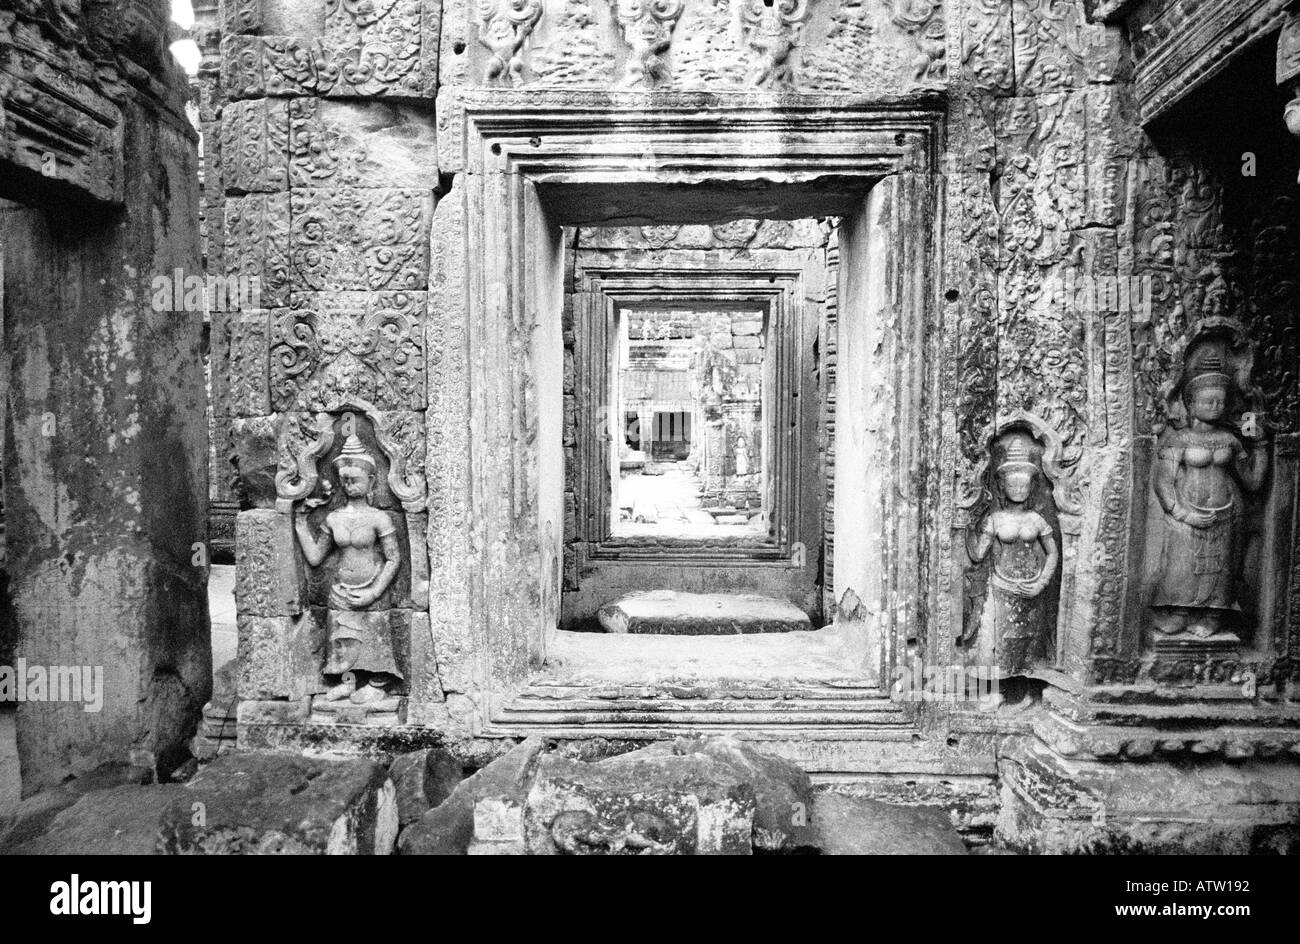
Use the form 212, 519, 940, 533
966, 430, 1059, 706
1151, 349, 1268, 638
294, 433, 403, 704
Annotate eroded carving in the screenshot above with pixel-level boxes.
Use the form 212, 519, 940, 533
1149, 320, 1269, 643
614, 0, 684, 88
294, 433, 404, 707
963, 425, 1061, 704
741, 0, 806, 88
277, 410, 418, 719
477, 0, 543, 86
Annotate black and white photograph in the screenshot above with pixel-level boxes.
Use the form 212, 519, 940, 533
0, 0, 1296, 893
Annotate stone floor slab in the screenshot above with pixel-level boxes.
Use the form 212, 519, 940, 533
598, 590, 813, 635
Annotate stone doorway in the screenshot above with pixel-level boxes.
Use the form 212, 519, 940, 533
561, 231, 829, 630
437, 95, 940, 762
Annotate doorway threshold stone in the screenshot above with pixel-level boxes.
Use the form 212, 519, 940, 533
598, 590, 813, 635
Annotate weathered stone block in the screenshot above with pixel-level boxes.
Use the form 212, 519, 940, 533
235, 509, 307, 615
235, 698, 312, 724
399, 737, 545, 855
221, 34, 265, 99
0, 38, 125, 205
997, 737, 1300, 854
224, 192, 290, 307
598, 591, 812, 635
0, 762, 154, 852
434, 85, 463, 172
221, 0, 262, 35
7, 786, 187, 856
523, 749, 756, 855
160, 753, 398, 854
390, 748, 464, 826
289, 99, 438, 189
221, 98, 290, 193
230, 414, 281, 508
637, 736, 817, 852
4, 91, 211, 791
227, 311, 271, 416
811, 793, 968, 855
405, 511, 430, 608
237, 611, 325, 700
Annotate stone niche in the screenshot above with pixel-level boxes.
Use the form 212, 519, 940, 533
235, 405, 430, 728
419, 92, 940, 773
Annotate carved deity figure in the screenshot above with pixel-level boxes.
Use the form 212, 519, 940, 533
1150, 345, 1268, 639
294, 433, 403, 704
733, 433, 750, 476
742, 0, 806, 87
965, 430, 1059, 706
477, 0, 543, 87
615, 0, 684, 87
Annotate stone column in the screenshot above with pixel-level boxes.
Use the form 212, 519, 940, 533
1, 0, 210, 791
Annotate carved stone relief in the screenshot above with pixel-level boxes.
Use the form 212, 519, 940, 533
962, 424, 1062, 702
270, 291, 427, 412
1146, 320, 1269, 647
614, 0, 684, 87
477, 0, 544, 86
274, 409, 423, 723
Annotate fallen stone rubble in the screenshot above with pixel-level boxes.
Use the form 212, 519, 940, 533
0, 737, 968, 855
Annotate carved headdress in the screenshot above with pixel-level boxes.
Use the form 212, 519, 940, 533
332, 433, 376, 471
995, 430, 1041, 474
1184, 347, 1231, 396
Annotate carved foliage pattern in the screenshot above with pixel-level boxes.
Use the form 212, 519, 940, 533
1244, 195, 1300, 434
220, 98, 289, 193
221, 0, 429, 98
270, 291, 427, 412
224, 193, 291, 307
1129, 153, 1227, 433
289, 188, 431, 292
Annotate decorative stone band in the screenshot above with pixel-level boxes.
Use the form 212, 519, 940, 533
1030, 704, 1300, 763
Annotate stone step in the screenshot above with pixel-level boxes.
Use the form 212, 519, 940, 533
598, 590, 813, 635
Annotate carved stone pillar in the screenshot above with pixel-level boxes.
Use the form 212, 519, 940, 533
218, 0, 443, 748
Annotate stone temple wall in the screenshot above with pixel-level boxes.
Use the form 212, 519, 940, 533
1, 0, 211, 791
206, 0, 1300, 850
